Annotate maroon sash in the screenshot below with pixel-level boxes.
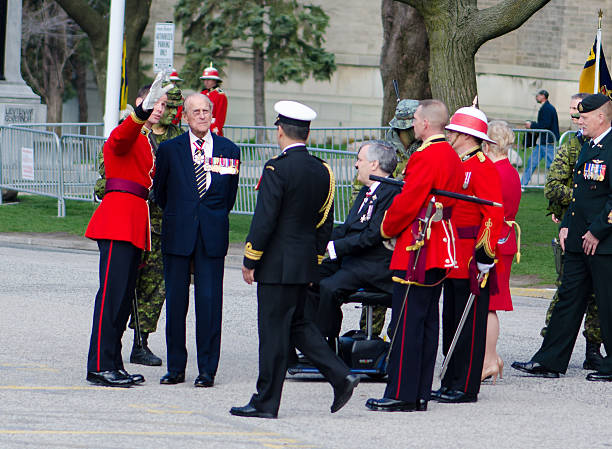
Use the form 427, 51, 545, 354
105, 178, 149, 200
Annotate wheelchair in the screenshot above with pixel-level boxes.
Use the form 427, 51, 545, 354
287, 289, 392, 379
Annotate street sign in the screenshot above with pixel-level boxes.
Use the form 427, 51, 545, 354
153, 22, 174, 73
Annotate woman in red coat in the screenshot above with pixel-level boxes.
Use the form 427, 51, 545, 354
481, 120, 521, 382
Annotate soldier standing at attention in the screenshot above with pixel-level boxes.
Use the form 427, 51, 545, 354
542, 92, 603, 370
200, 63, 228, 136
366, 99, 463, 412
85, 73, 172, 387
230, 101, 359, 419
512, 93, 612, 382
433, 105, 504, 404
385, 99, 422, 179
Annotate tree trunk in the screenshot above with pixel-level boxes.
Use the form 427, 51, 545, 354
71, 52, 88, 123
253, 44, 266, 131
397, 0, 551, 114
380, 0, 430, 125
124, 0, 150, 104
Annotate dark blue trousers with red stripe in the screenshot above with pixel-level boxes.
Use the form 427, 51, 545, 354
87, 239, 142, 373
441, 278, 490, 395
384, 269, 444, 403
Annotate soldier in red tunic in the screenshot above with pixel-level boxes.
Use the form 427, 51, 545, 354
85, 73, 173, 387
200, 64, 228, 136
366, 99, 464, 412
433, 106, 504, 404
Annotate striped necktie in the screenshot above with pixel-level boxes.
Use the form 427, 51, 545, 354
194, 139, 207, 198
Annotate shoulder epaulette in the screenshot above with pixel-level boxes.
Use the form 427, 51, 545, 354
271, 151, 287, 160
416, 137, 446, 152
215, 87, 225, 94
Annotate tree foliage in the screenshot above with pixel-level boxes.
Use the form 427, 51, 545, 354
175, 0, 336, 125
393, 0, 551, 113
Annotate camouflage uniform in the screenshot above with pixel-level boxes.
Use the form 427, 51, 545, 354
355, 100, 420, 337
95, 87, 184, 334
541, 131, 602, 347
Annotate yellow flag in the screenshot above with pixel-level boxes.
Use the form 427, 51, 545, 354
579, 36, 612, 97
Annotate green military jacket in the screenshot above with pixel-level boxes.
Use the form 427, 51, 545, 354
544, 132, 583, 219
561, 130, 612, 253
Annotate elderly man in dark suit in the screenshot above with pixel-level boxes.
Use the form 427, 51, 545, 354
311, 140, 401, 342
154, 93, 240, 388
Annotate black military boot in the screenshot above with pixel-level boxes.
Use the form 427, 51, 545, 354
130, 331, 162, 366
583, 340, 603, 370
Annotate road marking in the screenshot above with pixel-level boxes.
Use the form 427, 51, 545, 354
0, 386, 104, 390
0, 430, 279, 436
250, 437, 317, 448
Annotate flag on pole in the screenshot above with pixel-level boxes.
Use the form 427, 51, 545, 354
120, 39, 128, 110
579, 35, 612, 97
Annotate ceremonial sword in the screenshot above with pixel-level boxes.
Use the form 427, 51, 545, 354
369, 175, 503, 208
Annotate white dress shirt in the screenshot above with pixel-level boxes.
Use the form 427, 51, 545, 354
189, 129, 213, 191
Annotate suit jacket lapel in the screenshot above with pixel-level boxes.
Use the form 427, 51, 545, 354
178, 132, 199, 198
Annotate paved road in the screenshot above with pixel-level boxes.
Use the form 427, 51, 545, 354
0, 239, 610, 448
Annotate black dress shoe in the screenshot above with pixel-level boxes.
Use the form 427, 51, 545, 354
365, 397, 416, 412
331, 374, 360, 413
194, 373, 214, 387
160, 371, 185, 385
431, 386, 448, 400
416, 399, 428, 411
435, 389, 477, 403
511, 361, 560, 378
230, 404, 277, 419
586, 371, 612, 382
118, 369, 145, 384
86, 370, 134, 387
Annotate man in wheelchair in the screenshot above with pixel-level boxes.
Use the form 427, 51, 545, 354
307, 140, 402, 347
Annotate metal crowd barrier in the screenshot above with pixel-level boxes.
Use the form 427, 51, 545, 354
512, 128, 558, 189
231, 143, 355, 224
1, 123, 561, 218
10, 122, 105, 137
0, 125, 65, 216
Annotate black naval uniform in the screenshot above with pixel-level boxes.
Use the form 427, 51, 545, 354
243, 144, 351, 415
531, 127, 612, 375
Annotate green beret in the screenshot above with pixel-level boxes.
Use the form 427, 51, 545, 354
578, 93, 610, 113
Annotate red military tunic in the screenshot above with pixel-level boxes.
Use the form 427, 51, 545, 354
202, 87, 227, 136
85, 113, 154, 250
449, 148, 504, 279
382, 135, 464, 276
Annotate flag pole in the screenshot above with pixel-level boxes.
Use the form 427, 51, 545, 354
595, 10, 603, 94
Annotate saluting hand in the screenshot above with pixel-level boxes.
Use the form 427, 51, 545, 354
559, 227, 568, 252
242, 265, 255, 285
582, 231, 599, 256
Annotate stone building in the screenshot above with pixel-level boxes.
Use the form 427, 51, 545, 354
69, 0, 612, 131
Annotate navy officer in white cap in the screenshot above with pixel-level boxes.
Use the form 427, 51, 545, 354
230, 100, 360, 419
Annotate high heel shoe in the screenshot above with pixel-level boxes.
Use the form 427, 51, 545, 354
497, 355, 504, 379
481, 364, 499, 384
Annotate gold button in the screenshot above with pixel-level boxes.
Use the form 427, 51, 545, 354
578, 170, 582, 174
443, 238, 448, 243
572, 198, 576, 202
572, 212, 575, 216
574, 184, 578, 188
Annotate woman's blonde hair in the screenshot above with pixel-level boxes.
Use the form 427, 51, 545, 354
486, 120, 515, 156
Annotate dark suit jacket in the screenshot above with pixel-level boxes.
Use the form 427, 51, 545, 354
153, 131, 240, 257
530, 101, 560, 139
561, 130, 612, 254
331, 181, 401, 285
243, 145, 334, 284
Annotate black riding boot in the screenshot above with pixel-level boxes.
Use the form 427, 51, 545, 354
130, 331, 162, 366
583, 340, 603, 370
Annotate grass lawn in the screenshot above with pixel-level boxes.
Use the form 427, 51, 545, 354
0, 191, 557, 286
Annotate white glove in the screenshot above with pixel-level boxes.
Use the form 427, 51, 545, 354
142, 71, 174, 111
477, 262, 495, 273
326, 241, 337, 260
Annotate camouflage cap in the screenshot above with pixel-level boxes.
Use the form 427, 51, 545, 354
165, 86, 183, 107
389, 99, 419, 129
